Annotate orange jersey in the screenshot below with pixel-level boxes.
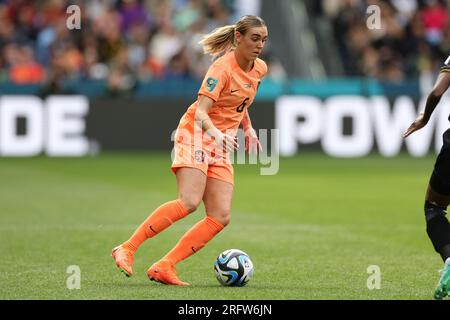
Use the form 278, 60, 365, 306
175, 51, 267, 146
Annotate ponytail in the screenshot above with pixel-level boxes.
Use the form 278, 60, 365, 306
199, 25, 236, 59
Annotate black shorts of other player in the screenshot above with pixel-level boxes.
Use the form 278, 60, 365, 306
430, 128, 450, 196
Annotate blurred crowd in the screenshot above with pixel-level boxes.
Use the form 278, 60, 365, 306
319, 0, 450, 82
1, 0, 450, 95
0, 0, 276, 96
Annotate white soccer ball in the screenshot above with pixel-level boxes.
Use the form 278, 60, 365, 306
214, 249, 254, 286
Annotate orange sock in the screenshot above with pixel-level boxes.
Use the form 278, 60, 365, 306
162, 216, 225, 265
122, 199, 189, 253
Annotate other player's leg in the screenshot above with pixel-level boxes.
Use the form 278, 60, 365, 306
426, 130, 450, 298
426, 184, 450, 299
427, 151, 450, 299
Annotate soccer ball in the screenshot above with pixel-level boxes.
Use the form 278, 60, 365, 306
214, 249, 254, 286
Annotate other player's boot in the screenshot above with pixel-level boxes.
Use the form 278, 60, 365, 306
147, 260, 190, 286
111, 245, 134, 277
434, 259, 450, 300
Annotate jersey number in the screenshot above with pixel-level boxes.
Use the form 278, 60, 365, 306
236, 98, 249, 113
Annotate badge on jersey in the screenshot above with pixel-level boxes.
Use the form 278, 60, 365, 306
194, 150, 205, 163
206, 77, 218, 92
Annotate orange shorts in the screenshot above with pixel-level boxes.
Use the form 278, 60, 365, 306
171, 142, 234, 185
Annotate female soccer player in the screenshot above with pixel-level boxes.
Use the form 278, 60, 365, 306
404, 55, 450, 299
111, 15, 268, 286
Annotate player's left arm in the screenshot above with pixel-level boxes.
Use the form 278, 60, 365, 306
241, 60, 268, 153
404, 71, 450, 138
241, 109, 262, 154
241, 109, 253, 132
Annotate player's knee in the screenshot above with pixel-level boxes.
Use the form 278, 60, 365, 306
179, 197, 201, 214
220, 216, 230, 227
424, 200, 450, 253
424, 200, 448, 223
214, 211, 231, 227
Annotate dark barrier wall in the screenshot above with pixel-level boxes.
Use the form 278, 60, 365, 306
1, 95, 447, 157
86, 99, 276, 151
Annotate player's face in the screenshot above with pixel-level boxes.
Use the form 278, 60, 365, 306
236, 26, 268, 61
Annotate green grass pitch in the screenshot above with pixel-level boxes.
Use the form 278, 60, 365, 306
0, 153, 444, 299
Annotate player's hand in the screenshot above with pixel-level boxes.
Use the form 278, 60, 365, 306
403, 113, 427, 138
244, 128, 262, 154
212, 130, 239, 153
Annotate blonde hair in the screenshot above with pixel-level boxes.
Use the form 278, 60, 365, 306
199, 15, 266, 59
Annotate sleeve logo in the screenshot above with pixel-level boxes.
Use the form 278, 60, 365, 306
206, 77, 218, 92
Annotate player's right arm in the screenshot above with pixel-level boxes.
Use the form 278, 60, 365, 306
404, 71, 450, 138
195, 95, 239, 152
